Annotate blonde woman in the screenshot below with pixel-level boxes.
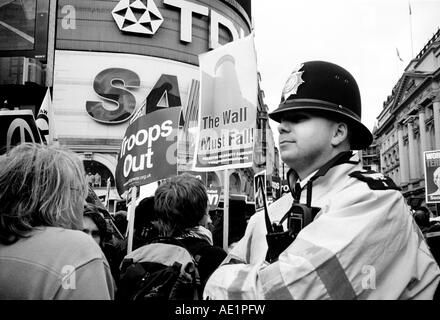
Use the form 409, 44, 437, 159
0, 143, 114, 299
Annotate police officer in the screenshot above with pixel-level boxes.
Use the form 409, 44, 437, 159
203, 61, 440, 299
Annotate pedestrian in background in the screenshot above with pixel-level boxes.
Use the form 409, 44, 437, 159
82, 203, 122, 285
83, 203, 112, 247
0, 143, 114, 299
413, 206, 432, 233
413, 206, 440, 269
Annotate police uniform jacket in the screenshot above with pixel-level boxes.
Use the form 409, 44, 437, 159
203, 160, 440, 299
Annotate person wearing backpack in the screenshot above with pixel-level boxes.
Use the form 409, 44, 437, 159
117, 173, 226, 300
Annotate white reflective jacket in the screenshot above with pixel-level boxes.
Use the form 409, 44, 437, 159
204, 162, 440, 299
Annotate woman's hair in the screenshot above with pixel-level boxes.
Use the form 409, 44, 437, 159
154, 173, 208, 237
0, 143, 88, 245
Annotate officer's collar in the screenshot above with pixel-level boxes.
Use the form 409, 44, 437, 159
287, 151, 357, 205
289, 170, 318, 190
288, 151, 356, 188
312, 151, 356, 180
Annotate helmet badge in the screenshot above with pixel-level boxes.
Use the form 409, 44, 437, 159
282, 64, 305, 102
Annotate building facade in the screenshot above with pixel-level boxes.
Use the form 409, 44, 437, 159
0, 0, 278, 211
359, 140, 380, 172
374, 29, 440, 210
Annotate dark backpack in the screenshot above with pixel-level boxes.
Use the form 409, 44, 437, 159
117, 237, 209, 300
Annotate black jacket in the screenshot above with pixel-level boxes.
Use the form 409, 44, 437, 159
179, 237, 227, 290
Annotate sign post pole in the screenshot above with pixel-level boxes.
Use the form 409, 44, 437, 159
223, 169, 229, 252
127, 186, 137, 254
104, 177, 111, 211
191, 35, 258, 252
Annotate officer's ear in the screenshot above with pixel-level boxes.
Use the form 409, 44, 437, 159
330, 122, 350, 148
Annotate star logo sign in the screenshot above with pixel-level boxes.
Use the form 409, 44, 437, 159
282, 63, 305, 102
112, 0, 163, 35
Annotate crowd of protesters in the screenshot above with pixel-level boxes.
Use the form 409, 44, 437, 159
1, 139, 440, 299
0, 143, 227, 299
4, 57, 440, 303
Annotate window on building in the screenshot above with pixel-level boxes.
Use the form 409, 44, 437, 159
207, 172, 220, 188
0, 0, 36, 51
426, 107, 433, 119
83, 160, 115, 188
229, 172, 241, 194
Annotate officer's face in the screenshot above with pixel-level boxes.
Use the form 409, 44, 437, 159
278, 111, 336, 177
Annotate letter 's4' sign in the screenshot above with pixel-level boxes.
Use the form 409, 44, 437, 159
86, 69, 181, 124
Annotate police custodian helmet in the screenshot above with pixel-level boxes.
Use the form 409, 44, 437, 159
269, 61, 373, 150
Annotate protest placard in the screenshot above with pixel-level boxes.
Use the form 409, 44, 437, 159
193, 34, 258, 171
115, 107, 180, 196
254, 170, 267, 212
0, 110, 42, 155
424, 150, 440, 203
